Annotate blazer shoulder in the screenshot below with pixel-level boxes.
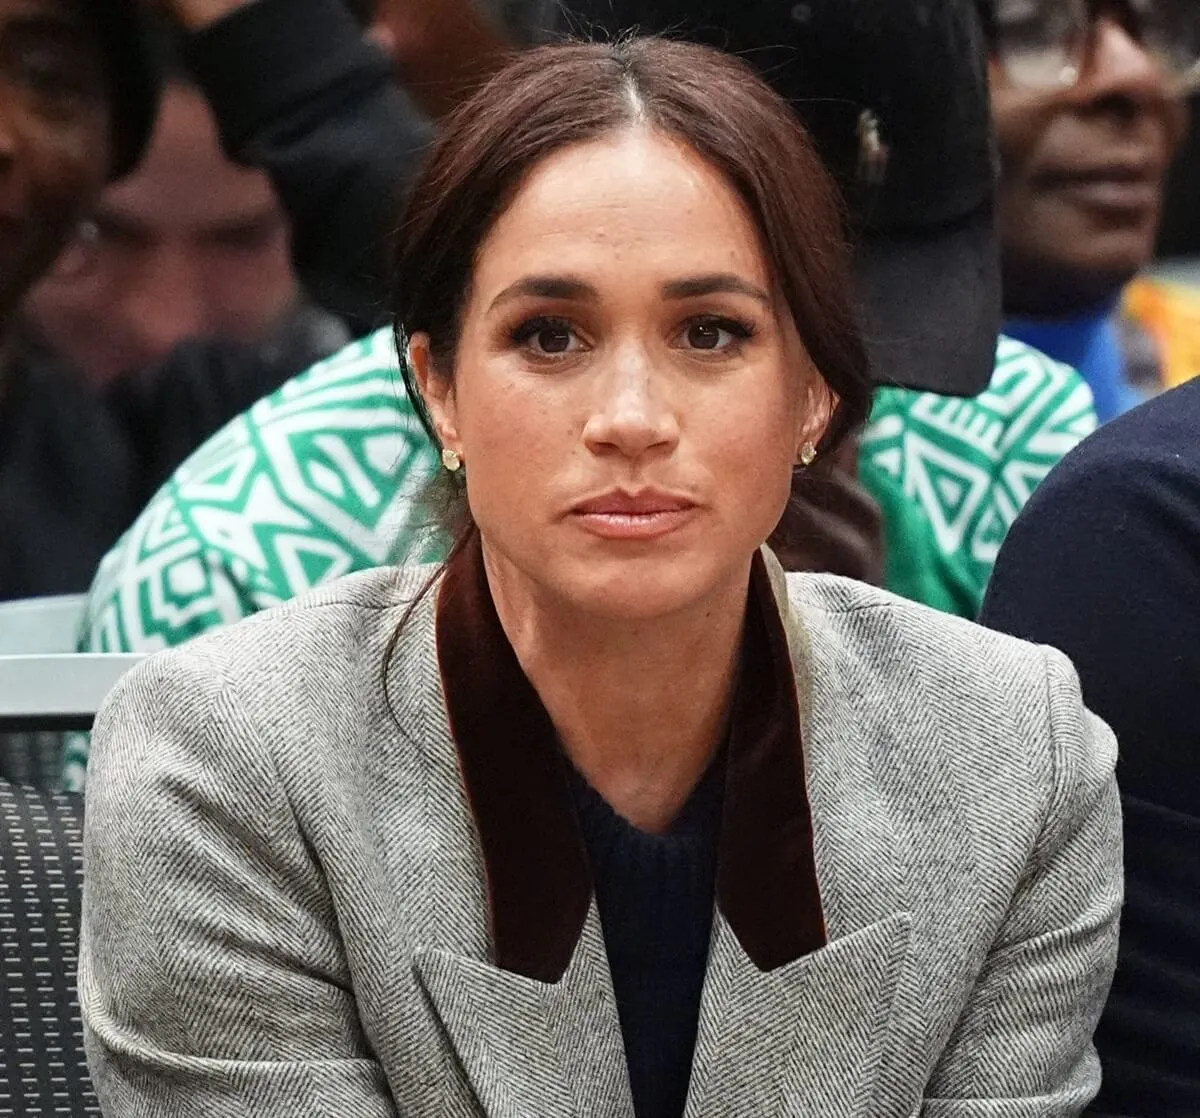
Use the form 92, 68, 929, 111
177, 562, 439, 666
103, 563, 443, 761
786, 574, 1115, 812
786, 572, 1042, 669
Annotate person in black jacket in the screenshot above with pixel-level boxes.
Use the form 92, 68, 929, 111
0, 0, 433, 601
981, 381, 1200, 1117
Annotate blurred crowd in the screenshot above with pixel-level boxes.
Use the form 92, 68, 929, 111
1, 0, 1199, 1114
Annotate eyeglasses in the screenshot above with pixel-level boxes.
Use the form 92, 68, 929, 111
993, 0, 1200, 93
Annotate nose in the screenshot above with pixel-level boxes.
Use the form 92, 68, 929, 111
582, 342, 681, 461
124, 250, 208, 365
1080, 15, 1176, 112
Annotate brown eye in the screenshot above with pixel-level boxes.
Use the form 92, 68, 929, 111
680, 316, 754, 353
687, 322, 722, 350
535, 326, 573, 354
511, 316, 581, 357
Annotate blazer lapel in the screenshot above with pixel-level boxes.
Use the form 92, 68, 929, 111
682, 553, 917, 1118
413, 903, 633, 1118
684, 911, 912, 1118
432, 537, 920, 1116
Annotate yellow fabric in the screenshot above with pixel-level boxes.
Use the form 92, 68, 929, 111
1123, 276, 1200, 390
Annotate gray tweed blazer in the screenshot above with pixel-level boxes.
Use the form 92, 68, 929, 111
80, 548, 1121, 1117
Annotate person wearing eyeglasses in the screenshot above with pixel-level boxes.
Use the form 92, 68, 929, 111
986, 0, 1196, 421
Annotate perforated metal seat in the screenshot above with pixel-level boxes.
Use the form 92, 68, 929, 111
0, 596, 96, 791
0, 780, 97, 1115
0, 652, 143, 791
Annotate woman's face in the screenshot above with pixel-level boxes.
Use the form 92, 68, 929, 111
413, 128, 828, 622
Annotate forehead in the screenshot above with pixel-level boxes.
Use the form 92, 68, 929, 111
474, 129, 771, 289
98, 85, 279, 228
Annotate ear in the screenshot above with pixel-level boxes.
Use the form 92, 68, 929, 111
796, 376, 836, 462
409, 332, 461, 454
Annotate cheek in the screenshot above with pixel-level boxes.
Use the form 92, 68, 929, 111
702, 377, 801, 523
451, 361, 568, 505
26, 114, 109, 240
204, 245, 297, 318
991, 88, 1048, 179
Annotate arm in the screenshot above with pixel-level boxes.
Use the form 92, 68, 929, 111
922, 649, 1122, 1116
80, 648, 397, 1116
980, 399, 1200, 1114
176, 0, 433, 331
371, 0, 517, 120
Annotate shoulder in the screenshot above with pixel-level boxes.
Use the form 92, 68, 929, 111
1020, 376, 1200, 502
991, 378, 1200, 580
788, 574, 1115, 823
93, 563, 442, 780
79, 331, 440, 653
789, 572, 1054, 690
863, 336, 1096, 487
860, 337, 1098, 605
143, 563, 438, 687
865, 335, 1096, 459
981, 381, 1200, 707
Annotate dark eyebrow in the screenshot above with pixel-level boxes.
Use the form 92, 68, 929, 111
662, 274, 773, 306
488, 276, 598, 311
487, 272, 773, 312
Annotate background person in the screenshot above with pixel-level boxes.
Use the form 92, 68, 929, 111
365, 0, 550, 119
986, 0, 1197, 418
981, 380, 1200, 1117
19, 21, 346, 387
0, 0, 465, 604
0, 0, 159, 603
82, 39, 1119, 1117
544, 0, 1104, 614
67, 0, 1098, 793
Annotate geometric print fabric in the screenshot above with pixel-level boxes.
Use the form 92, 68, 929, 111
862, 335, 1098, 611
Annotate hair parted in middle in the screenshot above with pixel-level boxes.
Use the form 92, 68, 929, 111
391, 35, 873, 539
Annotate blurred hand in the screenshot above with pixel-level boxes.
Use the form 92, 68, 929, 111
140, 0, 512, 119
140, 0, 250, 32
367, 0, 514, 118
768, 437, 885, 584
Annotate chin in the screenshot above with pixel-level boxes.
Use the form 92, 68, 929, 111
1005, 243, 1151, 317
552, 547, 747, 623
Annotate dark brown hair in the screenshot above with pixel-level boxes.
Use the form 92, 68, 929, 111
382, 37, 874, 708
392, 36, 872, 535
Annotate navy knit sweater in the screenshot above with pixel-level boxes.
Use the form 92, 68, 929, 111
566, 757, 724, 1118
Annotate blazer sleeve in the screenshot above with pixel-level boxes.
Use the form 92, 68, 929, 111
79, 648, 398, 1117
922, 647, 1122, 1118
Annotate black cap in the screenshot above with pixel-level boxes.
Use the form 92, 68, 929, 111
83, 0, 160, 179
559, 0, 1000, 397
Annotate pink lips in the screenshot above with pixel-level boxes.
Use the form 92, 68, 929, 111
570, 489, 698, 541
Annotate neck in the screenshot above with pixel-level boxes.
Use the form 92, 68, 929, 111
1000, 257, 1131, 321
484, 543, 749, 835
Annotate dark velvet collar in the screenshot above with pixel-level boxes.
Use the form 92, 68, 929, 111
435, 531, 826, 982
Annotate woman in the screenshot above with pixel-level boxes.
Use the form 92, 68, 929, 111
80, 38, 1120, 1118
